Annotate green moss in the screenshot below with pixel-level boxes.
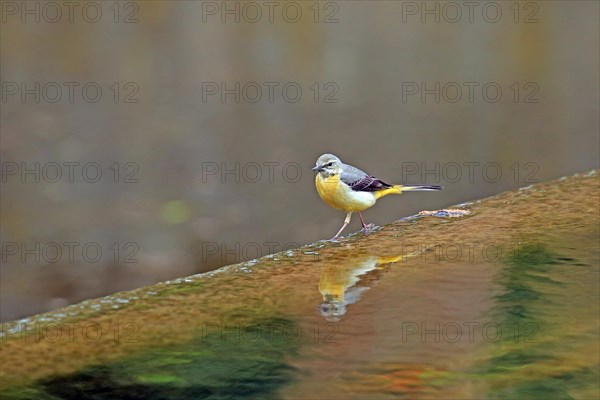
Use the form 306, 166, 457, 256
473, 239, 596, 398
6, 317, 299, 400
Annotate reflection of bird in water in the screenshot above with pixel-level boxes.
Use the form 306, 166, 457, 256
318, 254, 404, 321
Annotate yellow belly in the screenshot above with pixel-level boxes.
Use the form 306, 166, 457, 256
315, 174, 376, 212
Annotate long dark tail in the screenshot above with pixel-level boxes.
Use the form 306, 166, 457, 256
401, 184, 443, 191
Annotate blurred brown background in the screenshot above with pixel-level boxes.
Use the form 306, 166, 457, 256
1, 1, 599, 321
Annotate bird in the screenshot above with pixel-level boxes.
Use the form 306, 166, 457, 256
312, 153, 443, 240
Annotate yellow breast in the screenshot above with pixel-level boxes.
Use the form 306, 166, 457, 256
315, 173, 376, 212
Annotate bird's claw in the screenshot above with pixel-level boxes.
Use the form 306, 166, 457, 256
360, 223, 377, 234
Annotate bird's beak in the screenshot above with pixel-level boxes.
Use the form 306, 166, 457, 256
312, 165, 322, 172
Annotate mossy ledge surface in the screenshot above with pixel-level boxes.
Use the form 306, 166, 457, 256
1, 170, 598, 395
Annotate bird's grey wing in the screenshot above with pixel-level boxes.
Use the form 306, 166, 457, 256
340, 164, 393, 192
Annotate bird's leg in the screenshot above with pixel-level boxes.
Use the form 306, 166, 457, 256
358, 211, 376, 234
358, 212, 367, 229
332, 212, 352, 240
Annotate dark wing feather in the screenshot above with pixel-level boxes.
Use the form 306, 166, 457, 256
349, 175, 393, 192
340, 164, 393, 192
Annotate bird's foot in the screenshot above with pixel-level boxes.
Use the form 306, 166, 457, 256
360, 223, 378, 235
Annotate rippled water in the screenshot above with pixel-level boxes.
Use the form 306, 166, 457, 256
1, 174, 599, 399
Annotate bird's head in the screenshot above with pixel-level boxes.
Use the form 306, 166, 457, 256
318, 301, 345, 322
312, 154, 342, 177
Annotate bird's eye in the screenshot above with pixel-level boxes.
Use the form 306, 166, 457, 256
326, 162, 333, 167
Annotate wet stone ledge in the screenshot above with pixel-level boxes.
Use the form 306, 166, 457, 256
1, 170, 598, 400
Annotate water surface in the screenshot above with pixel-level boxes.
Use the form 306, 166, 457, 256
1, 172, 598, 399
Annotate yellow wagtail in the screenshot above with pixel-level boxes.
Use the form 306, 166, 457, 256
312, 153, 443, 239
